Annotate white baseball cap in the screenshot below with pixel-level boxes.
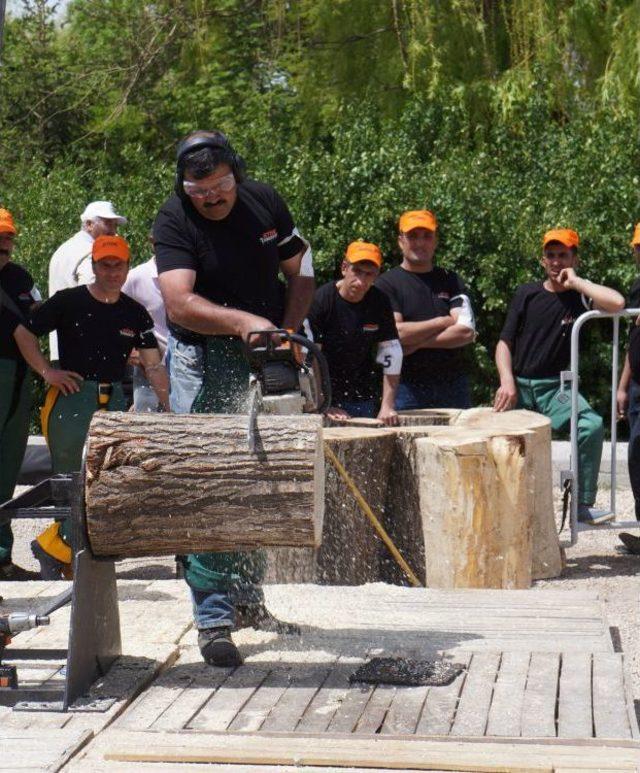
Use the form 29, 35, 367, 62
80, 200, 127, 225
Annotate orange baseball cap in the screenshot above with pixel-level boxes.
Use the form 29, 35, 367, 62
0, 208, 17, 235
543, 228, 579, 249
631, 223, 640, 246
92, 235, 130, 262
345, 241, 382, 268
399, 210, 437, 233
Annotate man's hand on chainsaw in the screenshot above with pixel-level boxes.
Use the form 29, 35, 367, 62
237, 313, 282, 345
325, 406, 351, 422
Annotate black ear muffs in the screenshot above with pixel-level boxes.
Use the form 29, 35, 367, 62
174, 131, 246, 196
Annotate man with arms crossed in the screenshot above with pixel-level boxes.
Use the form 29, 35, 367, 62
154, 130, 314, 667
494, 228, 624, 524
376, 210, 476, 410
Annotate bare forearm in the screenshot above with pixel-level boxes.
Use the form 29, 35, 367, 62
13, 326, 51, 378
572, 277, 625, 313
168, 293, 265, 337
619, 353, 632, 391
397, 317, 452, 348
145, 366, 171, 410
420, 324, 475, 349
495, 340, 515, 385
282, 275, 315, 331
381, 374, 399, 408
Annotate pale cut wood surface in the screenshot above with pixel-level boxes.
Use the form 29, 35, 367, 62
85, 412, 324, 556
85, 729, 640, 771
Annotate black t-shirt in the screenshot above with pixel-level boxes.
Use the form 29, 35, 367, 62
0, 305, 21, 360
28, 286, 157, 382
0, 261, 39, 361
627, 278, 640, 381
375, 265, 468, 380
153, 180, 305, 343
500, 281, 591, 379
308, 282, 398, 402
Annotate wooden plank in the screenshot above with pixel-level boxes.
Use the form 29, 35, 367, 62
486, 651, 530, 737
355, 685, 396, 734
228, 669, 291, 732
416, 652, 471, 736
381, 685, 429, 735
592, 654, 633, 739
260, 666, 328, 733
97, 728, 640, 770
521, 652, 560, 738
152, 663, 232, 731
557, 653, 593, 739
188, 665, 269, 731
296, 664, 352, 733
327, 682, 375, 733
450, 652, 500, 737
0, 728, 92, 773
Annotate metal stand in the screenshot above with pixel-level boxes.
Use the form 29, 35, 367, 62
0, 471, 121, 711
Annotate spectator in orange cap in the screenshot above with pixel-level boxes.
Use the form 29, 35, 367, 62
615, 224, 640, 553
494, 228, 624, 525
376, 210, 476, 411
27, 235, 170, 579
307, 241, 402, 426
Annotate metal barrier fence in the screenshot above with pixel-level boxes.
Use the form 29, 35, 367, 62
560, 308, 640, 545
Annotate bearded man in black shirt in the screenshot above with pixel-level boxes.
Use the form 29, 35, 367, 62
376, 210, 476, 410
153, 130, 314, 667
494, 228, 624, 525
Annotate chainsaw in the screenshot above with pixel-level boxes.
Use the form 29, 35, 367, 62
244, 329, 331, 452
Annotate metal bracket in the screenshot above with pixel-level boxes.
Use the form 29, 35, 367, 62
560, 469, 574, 488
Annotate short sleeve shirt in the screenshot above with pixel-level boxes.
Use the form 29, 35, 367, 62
308, 282, 398, 402
29, 286, 157, 382
0, 261, 41, 361
0, 305, 22, 360
499, 282, 591, 379
375, 265, 469, 380
153, 180, 304, 343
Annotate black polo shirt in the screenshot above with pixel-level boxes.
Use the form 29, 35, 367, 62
0, 305, 22, 360
308, 282, 398, 403
376, 265, 468, 381
0, 261, 40, 361
627, 278, 640, 381
500, 281, 591, 379
29, 286, 157, 382
153, 180, 305, 343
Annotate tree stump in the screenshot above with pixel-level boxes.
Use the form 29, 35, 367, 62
84, 412, 324, 557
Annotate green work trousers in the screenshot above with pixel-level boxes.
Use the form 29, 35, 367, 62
174, 336, 266, 603
516, 376, 603, 506
48, 380, 126, 544
0, 358, 32, 563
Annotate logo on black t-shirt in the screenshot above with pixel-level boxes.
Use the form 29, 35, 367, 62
560, 313, 576, 326
119, 328, 136, 338
260, 229, 278, 245
362, 323, 379, 333
437, 291, 451, 300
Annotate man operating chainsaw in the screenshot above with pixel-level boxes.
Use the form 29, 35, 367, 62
153, 130, 315, 667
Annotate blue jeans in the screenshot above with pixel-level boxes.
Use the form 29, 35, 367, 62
395, 373, 471, 411
132, 365, 159, 412
335, 399, 375, 418
628, 379, 640, 520
168, 334, 265, 630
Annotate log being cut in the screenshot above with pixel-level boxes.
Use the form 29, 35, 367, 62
84, 412, 324, 557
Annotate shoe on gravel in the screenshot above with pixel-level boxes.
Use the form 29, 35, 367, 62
577, 505, 615, 525
198, 628, 243, 667
0, 561, 40, 581
235, 603, 301, 635
618, 532, 640, 556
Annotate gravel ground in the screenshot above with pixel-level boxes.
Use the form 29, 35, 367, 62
7, 484, 640, 708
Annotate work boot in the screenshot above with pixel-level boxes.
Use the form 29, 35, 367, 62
0, 561, 40, 581
618, 532, 640, 556
576, 505, 615, 525
198, 627, 243, 667
30, 540, 72, 580
235, 603, 301, 635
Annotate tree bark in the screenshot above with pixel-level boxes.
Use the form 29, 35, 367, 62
84, 412, 324, 557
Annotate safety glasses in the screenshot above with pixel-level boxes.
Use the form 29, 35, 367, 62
183, 172, 236, 199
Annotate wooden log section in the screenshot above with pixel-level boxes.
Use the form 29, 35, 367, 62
84, 412, 324, 557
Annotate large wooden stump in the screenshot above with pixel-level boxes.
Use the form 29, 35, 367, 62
84, 412, 324, 557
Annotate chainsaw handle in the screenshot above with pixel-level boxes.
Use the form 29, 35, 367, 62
287, 332, 332, 414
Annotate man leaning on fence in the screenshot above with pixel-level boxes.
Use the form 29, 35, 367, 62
494, 228, 624, 525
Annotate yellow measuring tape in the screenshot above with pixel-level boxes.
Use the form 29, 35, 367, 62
323, 442, 423, 588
